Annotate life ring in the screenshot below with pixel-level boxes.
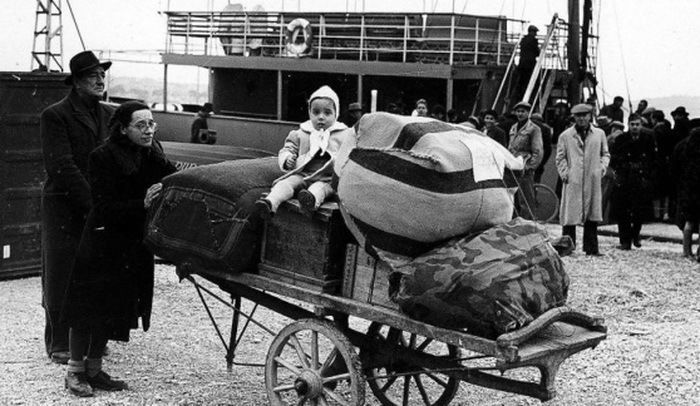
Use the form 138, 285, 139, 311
285, 18, 312, 57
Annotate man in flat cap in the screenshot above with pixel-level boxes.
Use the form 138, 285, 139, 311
40, 50, 115, 364
556, 103, 610, 255
508, 101, 543, 219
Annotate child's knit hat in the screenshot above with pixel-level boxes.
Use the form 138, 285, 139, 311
309, 85, 340, 119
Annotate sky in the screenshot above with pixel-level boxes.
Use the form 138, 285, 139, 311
3, 0, 699, 105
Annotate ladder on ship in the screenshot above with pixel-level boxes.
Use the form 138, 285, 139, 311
31, 0, 64, 71
491, 11, 600, 117
491, 14, 569, 116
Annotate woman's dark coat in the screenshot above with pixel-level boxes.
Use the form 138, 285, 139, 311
609, 131, 656, 222
62, 133, 176, 341
40, 89, 113, 353
671, 132, 700, 225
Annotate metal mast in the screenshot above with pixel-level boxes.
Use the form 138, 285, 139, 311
567, 0, 581, 105
31, 0, 64, 71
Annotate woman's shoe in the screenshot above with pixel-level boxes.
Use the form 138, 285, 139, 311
65, 372, 93, 397
87, 370, 128, 391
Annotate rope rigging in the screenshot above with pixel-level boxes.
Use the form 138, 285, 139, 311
65, 0, 86, 51
611, 0, 634, 113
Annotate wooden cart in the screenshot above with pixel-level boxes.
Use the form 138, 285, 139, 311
175, 201, 606, 405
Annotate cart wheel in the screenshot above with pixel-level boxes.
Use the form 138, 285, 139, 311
362, 322, 460, 406
265, 318, 366, 406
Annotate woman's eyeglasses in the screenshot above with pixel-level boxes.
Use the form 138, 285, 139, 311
130, 120, 158, 132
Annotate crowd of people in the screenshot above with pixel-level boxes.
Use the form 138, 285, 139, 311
380, 95, 699, 259
585, 97, 698, 257
40, 50, 698, 398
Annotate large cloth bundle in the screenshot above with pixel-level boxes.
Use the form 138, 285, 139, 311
386, 218, 569, 338
145, 157, 282, 273
334, 112, 523, 258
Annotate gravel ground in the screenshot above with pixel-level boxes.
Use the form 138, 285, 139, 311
1, 230, 699, 405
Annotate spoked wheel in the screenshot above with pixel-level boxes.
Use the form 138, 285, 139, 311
265, 319, 366, 406
533, 183, 559, 223
362, 322, 460, 406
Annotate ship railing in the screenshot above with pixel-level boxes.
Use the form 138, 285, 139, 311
164, 11, 531, 66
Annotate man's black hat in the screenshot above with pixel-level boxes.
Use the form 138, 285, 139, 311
201, 102, 214, 113
671, 106, 689, 117
65, 50, 112, 85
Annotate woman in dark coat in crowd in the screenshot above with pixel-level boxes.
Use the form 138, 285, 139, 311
61, 101, 177, 397
671, 127, 700, 258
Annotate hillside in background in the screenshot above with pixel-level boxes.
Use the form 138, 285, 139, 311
644, 95, 700, 118
108, 76, 208, 106
108, 74, 699, 120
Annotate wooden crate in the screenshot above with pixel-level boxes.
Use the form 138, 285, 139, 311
1, 72, 68, 280
258, 200, 350, 293
342, 244, 399, 310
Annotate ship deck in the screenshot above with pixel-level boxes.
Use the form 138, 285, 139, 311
162, 10, 527, 78
157, 10, 591, 122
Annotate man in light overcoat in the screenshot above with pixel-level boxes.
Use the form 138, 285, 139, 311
556, 103, 610, 255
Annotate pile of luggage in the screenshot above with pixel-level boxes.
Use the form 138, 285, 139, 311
146, 113, 569, 338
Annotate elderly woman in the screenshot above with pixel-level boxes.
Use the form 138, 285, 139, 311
61, 101, 177, 397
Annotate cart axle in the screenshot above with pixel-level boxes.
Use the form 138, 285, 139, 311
294, 370, 324, 398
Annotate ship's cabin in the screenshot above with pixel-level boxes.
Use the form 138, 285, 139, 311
161, 10, 587, 122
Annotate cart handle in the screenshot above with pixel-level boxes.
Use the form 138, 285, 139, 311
496, 306, 606, 349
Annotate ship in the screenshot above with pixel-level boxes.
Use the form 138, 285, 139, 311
151, 0, 599, 161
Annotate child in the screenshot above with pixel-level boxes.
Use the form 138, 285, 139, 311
255, 85, 348, 218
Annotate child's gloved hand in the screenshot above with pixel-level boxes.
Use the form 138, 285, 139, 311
284, 155, 297, 170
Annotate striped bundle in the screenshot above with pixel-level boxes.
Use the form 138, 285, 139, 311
334, 112, 522, 258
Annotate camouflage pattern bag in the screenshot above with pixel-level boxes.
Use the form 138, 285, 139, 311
386, 218, 569, 338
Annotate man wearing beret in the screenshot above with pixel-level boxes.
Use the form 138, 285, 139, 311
508, 101, 543, 220
556, 103, 610, 255
40, 51, 115, 365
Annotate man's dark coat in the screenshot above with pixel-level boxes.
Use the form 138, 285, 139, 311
609, 131, 656, 221
40, 89, 114, 354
